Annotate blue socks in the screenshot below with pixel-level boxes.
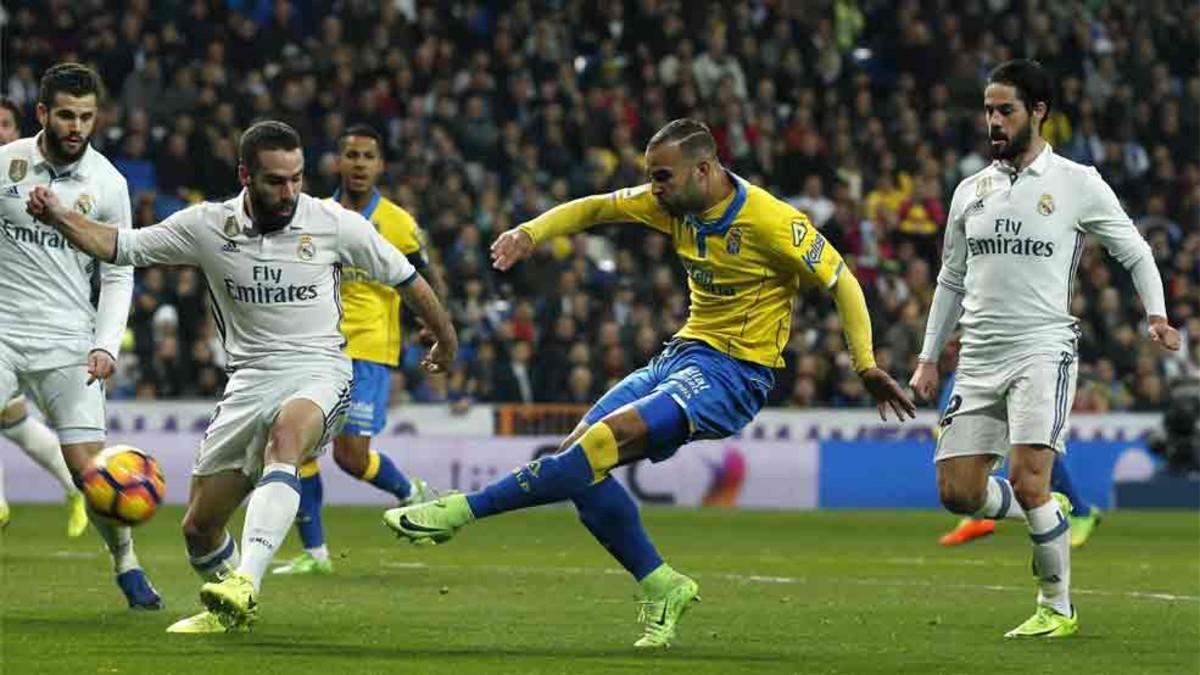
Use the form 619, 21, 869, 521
297, 470, 326, 550
363, 450, 413, 501
1050, 455, 1090, 517
466, 444, 595, 518
573, 476, 663, 580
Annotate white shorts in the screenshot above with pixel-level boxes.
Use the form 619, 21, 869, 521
0, 336, 105, 445
196, 365, 352, 479
935, 351, 1077, 462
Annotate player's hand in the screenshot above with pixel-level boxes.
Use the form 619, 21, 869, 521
908, 360, 940, 402
25, 186, 67, 227
1147, 316, 1181, 351
862, 367, 917, 422
86, 349, 116, 385
421, 340, 456, 374
490, 227, 534, 271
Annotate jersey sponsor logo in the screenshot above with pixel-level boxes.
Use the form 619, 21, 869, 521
74, 194, 94, 215
2, 219, 72, 249
966, 217, 1056, 257
680, 260, 737, 296
8, 159, 27, 182
297, 234, 315, 261
725, 226, 742, 254
1037, 193, 1055, 216
222, 264, 319, 304
802, 232, 826, 272
223, 215, 240, 238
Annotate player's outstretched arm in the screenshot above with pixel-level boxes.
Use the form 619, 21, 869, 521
25, 185, 118, 262
830, 271, 917, 422
399, 275, 458, 374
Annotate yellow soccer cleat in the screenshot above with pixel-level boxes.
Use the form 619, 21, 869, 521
0, 501, 9, 530
166, 610, 249, 634
634, 572, 701, 648
66, 491, 88, 538
1004, 604, 1078, 638
199, 572, 258, 630
1069, 509, 1102, 548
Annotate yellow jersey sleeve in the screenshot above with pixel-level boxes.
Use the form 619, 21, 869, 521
377, 204, 424, 257
519, 184, 672, 244
763, 213, 845, 290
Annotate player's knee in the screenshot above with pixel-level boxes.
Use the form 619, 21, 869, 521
332, 443, 367, 475
180, 512, 223, 544
266, 427, 307, 463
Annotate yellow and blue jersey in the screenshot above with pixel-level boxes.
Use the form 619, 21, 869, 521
559, 176, 845, 369
332, 189, 427, 366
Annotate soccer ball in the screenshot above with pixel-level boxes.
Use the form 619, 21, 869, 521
81, 445, 166, 526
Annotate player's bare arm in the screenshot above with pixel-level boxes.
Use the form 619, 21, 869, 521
25, 185, 118, 262
399, 275, 458, 373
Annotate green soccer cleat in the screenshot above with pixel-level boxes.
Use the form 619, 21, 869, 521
400, 476, 436, 507
271, 551, 334, 576
383, 493, 473, 546
0, 501, 9, 530
66, 491, 88, 538
166, 610, 249, 634
199, 572, 258, 630
1051, 491, 1072, 516
1069, 508, 1102, 548
634, 573, 701, 648
1004, 604, 1078, 638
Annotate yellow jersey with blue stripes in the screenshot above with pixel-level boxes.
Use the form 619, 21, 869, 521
332, 190, 426, 366
522, 175, 845, 368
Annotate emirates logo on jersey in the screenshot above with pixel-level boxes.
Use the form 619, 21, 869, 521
297, 234, 316, 261
1037, 193, 1055, 216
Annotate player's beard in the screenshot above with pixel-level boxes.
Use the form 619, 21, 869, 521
990, 118, 1033, 161
43, 125, 89, 164
248, 184, 299, 233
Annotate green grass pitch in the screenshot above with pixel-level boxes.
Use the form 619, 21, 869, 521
2, 505, 1197, 674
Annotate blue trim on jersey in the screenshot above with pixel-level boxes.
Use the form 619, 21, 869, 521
342, 359, 391, 436
332, 188, 382, 221
684, 172, 747, 257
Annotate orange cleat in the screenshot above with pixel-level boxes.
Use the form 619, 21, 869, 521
939, 518, 997, 546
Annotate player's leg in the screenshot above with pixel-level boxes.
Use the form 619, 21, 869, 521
166, 470, 254, 634
28, 365, 162, 609
202, 375, 349, 628
1004, 352, 1078, 637
933, 377, 1021, 523
1049, 455, 1102, 547
0, 396, 87, 536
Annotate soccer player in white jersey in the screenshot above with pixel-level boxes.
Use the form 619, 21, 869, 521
26, 120, 458, 634
0, 65, 160, 608
910, 60, 1181, 638
0, 95, 89, 537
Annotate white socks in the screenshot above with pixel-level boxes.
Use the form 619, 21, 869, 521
1026, 497, 1072, 615
974, 476, 1024, 520
190, 531, 241, 582
2, 416, 76, 495
237, 463, 300, 591
89, 510, 140, 574
305, 544, 330, 562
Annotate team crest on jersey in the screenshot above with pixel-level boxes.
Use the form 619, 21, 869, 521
1037, 193, 1055, 216
74, 194, 95, 215
8, 159, 27, 182
223, 215, 241, 238
975, 176, 993, 197
297, 234, 316, 261
725, 227, 743, 255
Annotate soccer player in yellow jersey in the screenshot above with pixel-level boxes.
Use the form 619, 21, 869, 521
384, 118, 916, 646
274, 125, 444, 576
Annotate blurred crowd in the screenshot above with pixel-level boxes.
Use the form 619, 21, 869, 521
5, 0, 1198, 411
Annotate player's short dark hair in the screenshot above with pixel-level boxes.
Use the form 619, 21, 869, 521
239, 120, 302, 173
0, 98, 21, 125
338, 124, 385, 156
988, 59, 1054, 125
38, 63, 105, 108
647, 118, 718, 161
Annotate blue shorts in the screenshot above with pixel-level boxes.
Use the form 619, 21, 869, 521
583, 339, 774, 461
342, 360, 391, 436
